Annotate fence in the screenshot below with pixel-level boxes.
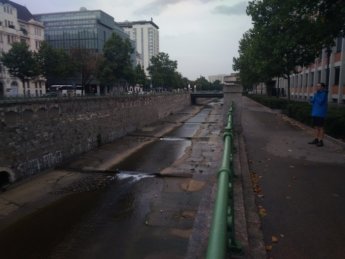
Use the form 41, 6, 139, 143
206, 104, 242, 259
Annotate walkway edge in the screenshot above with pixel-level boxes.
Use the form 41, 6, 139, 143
234, 131, 267, 258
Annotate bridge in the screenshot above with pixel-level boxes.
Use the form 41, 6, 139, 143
190, 91, 224, 104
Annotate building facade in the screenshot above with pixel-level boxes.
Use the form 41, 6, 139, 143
34, 8, 129, 53
272, 37, 345, 103
208, 74, 227, 84
0, 0, 45, 97
119, 20, 159, 75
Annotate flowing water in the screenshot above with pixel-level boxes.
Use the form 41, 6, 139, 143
0, 105, 214, 259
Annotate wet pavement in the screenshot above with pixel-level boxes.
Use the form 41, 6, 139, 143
0, 100, 224, 259
240, 96, 345, 259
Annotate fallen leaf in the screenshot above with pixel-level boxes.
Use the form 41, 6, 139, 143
254, 185, 262, 193
259, 207, 267, 217
265, 245, 273, 251
272, 236, 279, 243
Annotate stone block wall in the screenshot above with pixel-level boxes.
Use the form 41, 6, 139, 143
0, 93, 190, 182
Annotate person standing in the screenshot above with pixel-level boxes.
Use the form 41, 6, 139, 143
308, 82, 328, 147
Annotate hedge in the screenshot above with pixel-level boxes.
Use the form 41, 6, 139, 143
248, 94, 345, 141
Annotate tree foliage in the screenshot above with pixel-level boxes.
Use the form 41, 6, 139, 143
1, 42, 39, 87
134, 64, 147, 87
97, 33, 134, 87
234, 0, 345, 99
148, 52, 179, 89
36, 42, 74, 86
69, 48, 102, 88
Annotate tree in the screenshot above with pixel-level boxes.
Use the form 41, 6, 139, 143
98, 33, 134, 90
36, 42, 74, 86
1, 42, 39, 94
234, 0, 345, 99
194, 76, 211, 90
69, 48, 102, 90
134, 64, 147, 87
211, 80, 223, 91
148, 52, 178, 89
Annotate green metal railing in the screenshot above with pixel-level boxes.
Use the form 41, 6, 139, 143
206, 104, 242, 259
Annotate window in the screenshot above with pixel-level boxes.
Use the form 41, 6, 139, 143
334, 67, 340, 85
336, 37, 342, 53
310, 72, 314, 86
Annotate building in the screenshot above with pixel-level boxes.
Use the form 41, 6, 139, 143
267, 37, 345, 103
34, 8, 129, 53
208, 74, 227, 84
224, 73, 240, 86
0, 0, 45, 97
119, 19, 159, 75
34, 8, 136, 91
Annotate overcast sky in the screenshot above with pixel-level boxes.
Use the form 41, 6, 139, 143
14, 0, 252, 80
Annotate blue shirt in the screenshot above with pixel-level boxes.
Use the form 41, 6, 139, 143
311, 89, 328, 118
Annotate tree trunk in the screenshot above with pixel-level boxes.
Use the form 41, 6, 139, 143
21, 79, 26, 97
287, 76, 291, 101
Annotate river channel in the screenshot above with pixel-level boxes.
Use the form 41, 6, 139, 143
0, 102, 220, 259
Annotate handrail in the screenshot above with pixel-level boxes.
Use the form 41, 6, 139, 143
206, 103, 242, 259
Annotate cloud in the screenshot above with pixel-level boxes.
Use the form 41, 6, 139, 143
212, 2, 247, 16
134, 0, 218, 16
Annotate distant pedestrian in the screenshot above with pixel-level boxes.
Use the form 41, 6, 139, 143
308, 82, 328, 147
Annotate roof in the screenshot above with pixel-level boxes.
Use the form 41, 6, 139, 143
0, 0, 35, 21
118, 20, 159, 29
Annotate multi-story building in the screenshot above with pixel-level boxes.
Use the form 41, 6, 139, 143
34, 8, 135, 90
0, 0, 45, 97
208, 74, 227, 84
119, 19, 159, 75
274, 37, 345, 103
34, 8, 129, 53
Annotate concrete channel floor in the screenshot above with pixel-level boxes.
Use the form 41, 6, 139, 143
0, 100, 226, 258
238, 96, 345, 259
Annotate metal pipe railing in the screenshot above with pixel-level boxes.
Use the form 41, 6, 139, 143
206, 104, 242, 259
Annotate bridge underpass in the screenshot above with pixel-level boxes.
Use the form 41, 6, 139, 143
190, 91, 224, 105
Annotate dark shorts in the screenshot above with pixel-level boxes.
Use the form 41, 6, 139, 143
312, 116, 325, 127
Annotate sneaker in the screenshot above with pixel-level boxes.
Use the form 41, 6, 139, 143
316, 140, 324, 147
308, 139, 318, 144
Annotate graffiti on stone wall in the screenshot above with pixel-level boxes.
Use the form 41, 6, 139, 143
42, 151, 62, 168
16, 151, 63, 176
17, 159, 40, 176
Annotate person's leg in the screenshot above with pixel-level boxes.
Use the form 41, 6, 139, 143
316, 127, 325, 146
308, 117, 319, 144
309, 127, 319, 144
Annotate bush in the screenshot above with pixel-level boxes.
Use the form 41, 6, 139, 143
248, 94, 345, 141
249, 95, 289, 109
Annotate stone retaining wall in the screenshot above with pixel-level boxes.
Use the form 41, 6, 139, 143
0, 93, 190, 182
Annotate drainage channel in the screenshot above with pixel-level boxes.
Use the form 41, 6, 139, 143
0, 105, 213, 259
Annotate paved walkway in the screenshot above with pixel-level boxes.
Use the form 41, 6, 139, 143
239, 96, 345, 259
